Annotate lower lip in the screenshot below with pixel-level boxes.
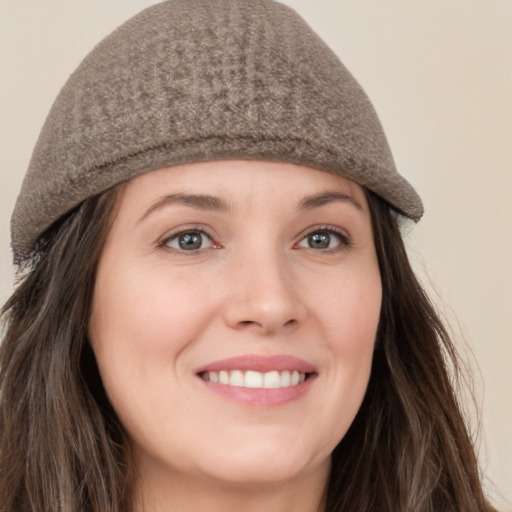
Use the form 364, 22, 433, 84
198, 376, 316, 406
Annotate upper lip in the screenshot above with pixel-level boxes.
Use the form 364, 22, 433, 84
195, 355, 318, 374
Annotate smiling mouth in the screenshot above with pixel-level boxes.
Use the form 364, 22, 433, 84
199, 370, 312, 389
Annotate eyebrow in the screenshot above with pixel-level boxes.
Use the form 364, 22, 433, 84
138, 193, 231, 223
297, 190, 363, 212
139, 189, 363, 223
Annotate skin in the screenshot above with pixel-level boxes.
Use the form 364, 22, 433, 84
89, 160, 382, 512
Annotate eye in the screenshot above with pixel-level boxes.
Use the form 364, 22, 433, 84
163, 230, 214, 251
297, 229, 349, 251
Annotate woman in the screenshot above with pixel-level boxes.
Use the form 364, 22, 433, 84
0, 1, 497, 511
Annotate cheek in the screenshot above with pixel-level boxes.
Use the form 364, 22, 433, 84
311, 268, 381, 442
88, 264, 217, 448
90, 261, 212, 355
334, 271, 381, 376
88, 262, 216, 409
339, 281, 381, 352
315, 263, 381, 351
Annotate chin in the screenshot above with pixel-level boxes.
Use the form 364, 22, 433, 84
200, 457, 320, 487
191, 435, 331, 486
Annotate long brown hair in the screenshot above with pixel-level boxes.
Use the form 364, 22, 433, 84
0, 189, 130, 512
0, 187, 495, 512
327, 193, 495, 511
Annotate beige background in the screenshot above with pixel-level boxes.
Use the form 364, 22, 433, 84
1, 1, 510, 509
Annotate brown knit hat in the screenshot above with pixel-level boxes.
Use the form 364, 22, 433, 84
11, 0, 423, 262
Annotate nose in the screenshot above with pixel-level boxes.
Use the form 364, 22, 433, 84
221, 251, 307, 335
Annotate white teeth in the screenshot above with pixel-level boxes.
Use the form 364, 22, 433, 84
244, 371, 263, 388
230, 370, 244, 387
263, 371, 280, 388
201, 370, 309, 388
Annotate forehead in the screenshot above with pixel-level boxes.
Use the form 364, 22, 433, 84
119, 160, 368, 212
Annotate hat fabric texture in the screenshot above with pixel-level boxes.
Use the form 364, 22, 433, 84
11, 0, 423, 261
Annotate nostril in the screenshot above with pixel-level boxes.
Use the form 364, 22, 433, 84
237, 318, 298, 330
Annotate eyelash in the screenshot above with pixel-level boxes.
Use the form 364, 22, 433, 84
159, 227, 216, 254
159, 225, 351, 254
296, 226, 352, 253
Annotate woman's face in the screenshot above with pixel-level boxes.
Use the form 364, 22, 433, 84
89, 160, 381, 491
